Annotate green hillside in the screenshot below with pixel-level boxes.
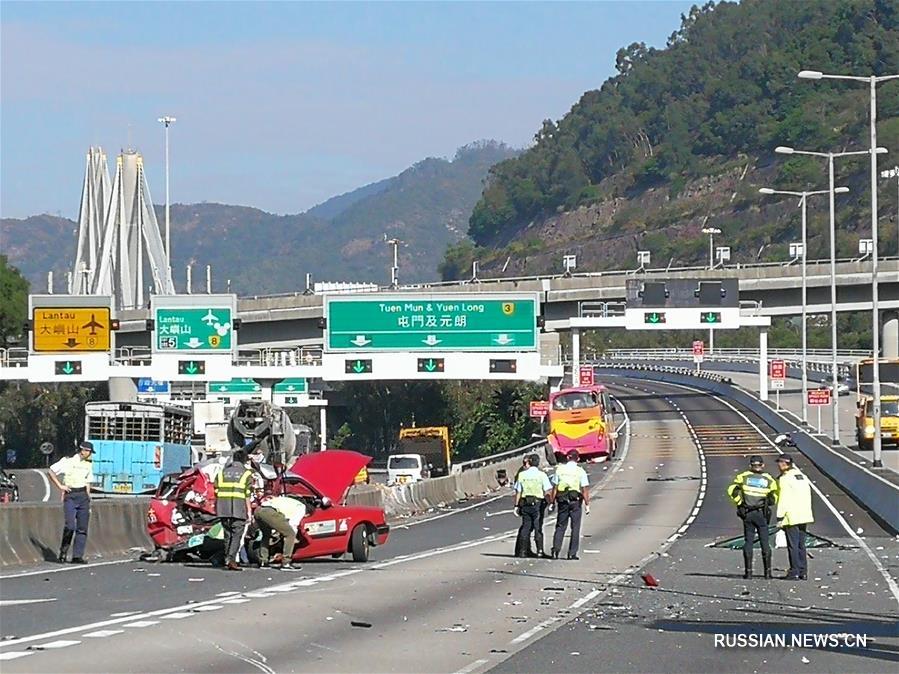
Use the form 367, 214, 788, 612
452, 0, 898, 278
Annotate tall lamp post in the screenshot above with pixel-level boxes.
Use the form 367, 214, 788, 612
701, 227, 721, 269
799, 70, 897, 464
775, 146, 885, 445
882, 166, 899, 256
759, 186, 849, 426
157, 116, 177, 278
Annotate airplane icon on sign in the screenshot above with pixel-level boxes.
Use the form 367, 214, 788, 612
82, 314, 105, 335
202, 310, 219, 326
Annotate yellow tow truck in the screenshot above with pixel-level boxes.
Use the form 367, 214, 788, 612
855, 394, 899, 451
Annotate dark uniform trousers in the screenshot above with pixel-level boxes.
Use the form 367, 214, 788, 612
785, 523, 808, 577
62, 489, 90, 558
741, 507, 771, 571
221, 517, 247, 564
514, 499, 547, 556
515, 499, 541, 556
552, 494, 583, 558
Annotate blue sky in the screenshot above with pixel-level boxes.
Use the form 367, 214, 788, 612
1, 1, 696, 219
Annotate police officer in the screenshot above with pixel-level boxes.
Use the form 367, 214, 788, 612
513, 454, 551, 558
775, 454, 814, 580
727, 455, 778, 579
551, 450, 590, 560
48, 440, 95, 563
214, 449, 254, 571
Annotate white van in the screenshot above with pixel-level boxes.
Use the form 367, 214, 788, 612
387, 454, 430, 485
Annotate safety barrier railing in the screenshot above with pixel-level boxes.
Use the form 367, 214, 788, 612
234, 346, 324, 367
0, 348, 28, 368
238, 256, 897, 300
594, 347, 870, 362
451, 440, 545, 474
113, 347, 153, 365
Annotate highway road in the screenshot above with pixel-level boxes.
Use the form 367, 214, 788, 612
1, 379, 896, 673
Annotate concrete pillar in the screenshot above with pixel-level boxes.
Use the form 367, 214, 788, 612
759, 329, 768, 402
319, 406, 327, 452
108, 377, 137, 402
884, 312, 898, 359
571, 329, 581, 387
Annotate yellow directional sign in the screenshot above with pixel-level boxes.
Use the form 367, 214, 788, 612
33, 307, 111, 352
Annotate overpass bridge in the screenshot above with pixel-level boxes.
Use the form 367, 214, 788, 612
105, 257, 899, 349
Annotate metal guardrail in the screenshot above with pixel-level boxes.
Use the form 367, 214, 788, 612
451, 440, 545, 473
598, 347, 871, 361
234, 347, 323, 367
240, 256, 897, 300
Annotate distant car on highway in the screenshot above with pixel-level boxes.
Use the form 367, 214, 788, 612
826, 377, 852, 396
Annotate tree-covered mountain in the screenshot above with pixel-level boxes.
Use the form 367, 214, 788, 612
445, 0, 898, 279
0, 141, 517, 295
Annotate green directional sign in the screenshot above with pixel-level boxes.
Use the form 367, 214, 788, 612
178, 360, 206, 375
345, 359, 373, 374
55, 360, 82, 375
155, 307, 234, 352
206, 378, 261, 395
417, 358, 445, 373
700, 311, 722, 324
644, 311, 666, 325
273, 378, 308, 394
325, 294, 539, 352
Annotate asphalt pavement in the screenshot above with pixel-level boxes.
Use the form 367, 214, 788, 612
1, 379, 896, 673
493, 377, 899, 674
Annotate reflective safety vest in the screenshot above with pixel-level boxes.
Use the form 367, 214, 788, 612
215, 464, 253, 500
555, 461, 586, 493
727, 471, 778, 509
517, 467, 547, 499
776, 468, 814, 526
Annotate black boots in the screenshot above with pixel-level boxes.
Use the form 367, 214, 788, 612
762, 552, 772, 579
58, 529, 74, 563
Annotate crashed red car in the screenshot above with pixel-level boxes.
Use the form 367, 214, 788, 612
146, 450, 389, 562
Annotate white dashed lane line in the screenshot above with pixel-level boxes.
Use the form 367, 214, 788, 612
83, 630, 124, 638
28, 640, 81, 650
0, 652, 33, 661
123, 621, 159, 628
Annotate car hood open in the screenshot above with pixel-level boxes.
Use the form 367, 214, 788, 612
287, 450, 372, 503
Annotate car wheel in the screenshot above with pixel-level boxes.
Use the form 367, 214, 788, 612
350, 524, 370, 562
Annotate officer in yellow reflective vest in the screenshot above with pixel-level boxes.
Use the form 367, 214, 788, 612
775, 454, 814, 580
513, 455, 552, 558
215, 449, 254, 571
727, 455, 778, 579
551, 450, 590, 560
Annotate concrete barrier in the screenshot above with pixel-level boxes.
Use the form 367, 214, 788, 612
599, 365, 899, 533
0, 499, 154, 567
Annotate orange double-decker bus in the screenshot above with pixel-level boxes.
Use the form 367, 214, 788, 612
546, 385, 616, 462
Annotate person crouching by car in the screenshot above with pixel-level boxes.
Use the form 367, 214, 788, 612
255, 494, 307, 570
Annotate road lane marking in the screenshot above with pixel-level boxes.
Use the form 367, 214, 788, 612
82, 630, 124, 638
510, 616, 561, 644
28, 640, 80, 650
0, 559, 133, 580
452, 658, 489, 674
31, 469, 51, 502
0, 598, 57, 606
0, 651, 33, 661
191, 605, 223, 612
161, 612, 195, 620
124, 621, 159, 628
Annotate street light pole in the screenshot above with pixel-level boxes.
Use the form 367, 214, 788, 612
157, 116, 176, 277
775, 145, 876, 444
759, 186, 848, 427
799, 70, 898, 465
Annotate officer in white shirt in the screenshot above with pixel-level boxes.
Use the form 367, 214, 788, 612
48, 441, 96, 563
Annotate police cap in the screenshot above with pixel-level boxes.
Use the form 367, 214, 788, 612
566, 449, 580, 461
79, 440, 95, 453
776, 454, 794, 466
749, 455, 764, 465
